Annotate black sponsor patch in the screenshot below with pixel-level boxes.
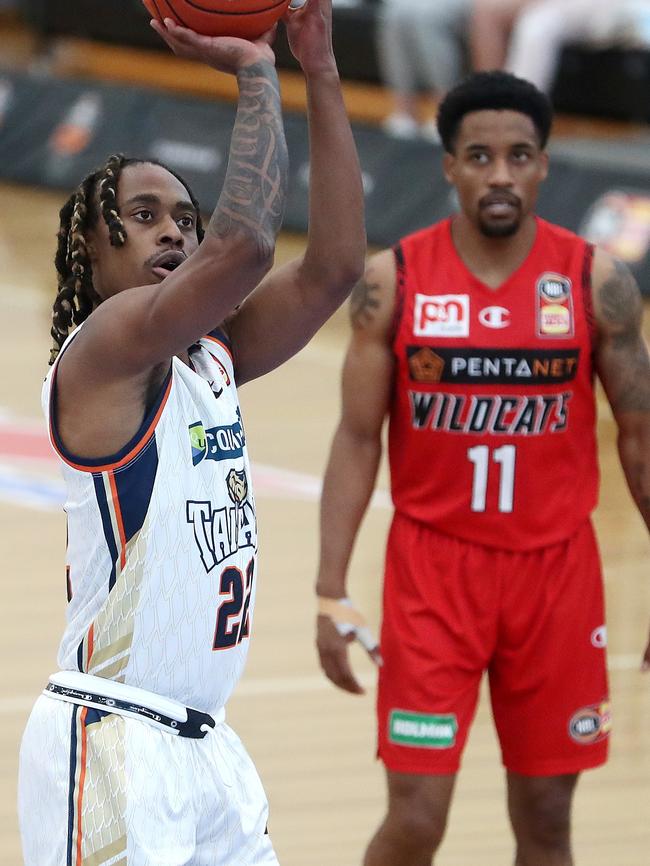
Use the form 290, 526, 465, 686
406, 347, 580, 385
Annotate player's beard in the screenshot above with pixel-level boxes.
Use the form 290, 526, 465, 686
477, 192, 522, 238
478, 214, 521, 238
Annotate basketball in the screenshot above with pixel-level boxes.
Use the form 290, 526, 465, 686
142, 0, 292, 40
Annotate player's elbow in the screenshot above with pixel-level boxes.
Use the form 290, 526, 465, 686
333, 242, 367, 293
307, 258, 366, 304
339, 259, 366, 295
202, 232, 275, 283
250, 233, 277, 273
233, 231, 276, 274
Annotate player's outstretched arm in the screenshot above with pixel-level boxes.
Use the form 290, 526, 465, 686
67, 22, 289, 380
591, 248, 650, 668
316, 251, 395, 694
225, 0, 366, 385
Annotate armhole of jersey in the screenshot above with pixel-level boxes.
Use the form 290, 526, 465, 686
204, 327, 233, 358
581, 242, 597, 351
49, 363, 173, 473
201, 327, 236, 382
389, 243, 406, 352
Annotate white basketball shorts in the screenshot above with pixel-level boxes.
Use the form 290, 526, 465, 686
18, 688, 280, 866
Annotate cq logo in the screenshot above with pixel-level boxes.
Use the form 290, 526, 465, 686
479, 306, 510, 329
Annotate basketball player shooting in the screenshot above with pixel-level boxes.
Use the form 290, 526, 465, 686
17, 2, 365, 864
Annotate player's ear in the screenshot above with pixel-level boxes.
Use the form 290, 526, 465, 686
539, 150, 549, 182
85, 230, 98, 262
442, 152, 456, 185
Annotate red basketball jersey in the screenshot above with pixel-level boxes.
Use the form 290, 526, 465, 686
389, 217, 599, 550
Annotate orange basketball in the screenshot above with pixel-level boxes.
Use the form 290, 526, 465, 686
143, 0, 291, 40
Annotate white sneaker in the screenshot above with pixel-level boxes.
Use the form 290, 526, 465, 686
382, 113, 420, 139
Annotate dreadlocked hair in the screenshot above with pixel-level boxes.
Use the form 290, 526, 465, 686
50, 153, 205, 365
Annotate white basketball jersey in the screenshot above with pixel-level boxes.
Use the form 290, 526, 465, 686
43, 327, 258, 715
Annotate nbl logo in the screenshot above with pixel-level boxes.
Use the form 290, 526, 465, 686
568, 702, 611, 744
536, 273, 574, 338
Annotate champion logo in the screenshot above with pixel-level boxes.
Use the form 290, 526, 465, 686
591, 625, 607, 648
479, 305, 510, 329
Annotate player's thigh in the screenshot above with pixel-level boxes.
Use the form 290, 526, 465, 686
18, 697, 72, 866
194, 722, 279, 866
19, 697, 204, 866
490, 522, 609, 776
378, 516, 496, 774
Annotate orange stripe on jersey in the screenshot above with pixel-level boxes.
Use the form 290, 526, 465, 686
51, 375, 173, 474
87, 623, 95, 669
203, 334, 233, 363
76, 707, 88, 866
108, 471, 128, 569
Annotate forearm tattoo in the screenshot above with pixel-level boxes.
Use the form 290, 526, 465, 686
350, 275, 381, 327
598, 259, 650, 413
208, 61, 288, 261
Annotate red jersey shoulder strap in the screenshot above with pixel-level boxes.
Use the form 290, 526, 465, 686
389, 242, 407, 350
581, 242, 597, 348
389, 221, 449, 351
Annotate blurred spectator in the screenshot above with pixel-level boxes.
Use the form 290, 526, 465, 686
377, 0, 470, 141
472, 0, 650, 93
507, 0, 650, 91
470, 0, 532, 72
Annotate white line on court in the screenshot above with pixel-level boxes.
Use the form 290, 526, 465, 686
0, 656, 643, 716
0, 405, 393, 513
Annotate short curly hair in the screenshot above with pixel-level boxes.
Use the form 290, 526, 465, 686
437, 71, 553, 154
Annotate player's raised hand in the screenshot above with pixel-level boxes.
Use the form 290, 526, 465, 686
284, 0, 336, 76
150, 17, 276, 73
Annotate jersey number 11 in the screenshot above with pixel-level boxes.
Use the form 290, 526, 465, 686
467, 445, 516, 513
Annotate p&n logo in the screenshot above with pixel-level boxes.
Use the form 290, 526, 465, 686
413, 294, 470, 338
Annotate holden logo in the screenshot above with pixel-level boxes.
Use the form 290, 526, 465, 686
478, 306, 510, 329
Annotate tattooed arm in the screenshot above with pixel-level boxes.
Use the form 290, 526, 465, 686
54, 25, 289, 458
225, 0, 366, 385
315, 250, 395, 693
591, 248, 650, 667
206, 60, 287, 263
593, 249, 650, 529
65, 25, 288, 377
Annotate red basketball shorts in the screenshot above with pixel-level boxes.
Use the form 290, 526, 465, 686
377, 513, 610, 776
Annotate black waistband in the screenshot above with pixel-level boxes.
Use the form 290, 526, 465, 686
45, 681, 216, 739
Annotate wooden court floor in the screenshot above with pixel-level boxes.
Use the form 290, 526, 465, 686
0, 180, 649, 865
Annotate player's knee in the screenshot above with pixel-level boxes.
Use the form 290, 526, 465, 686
517, 786, 572, 850
385, 792, 449, 851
